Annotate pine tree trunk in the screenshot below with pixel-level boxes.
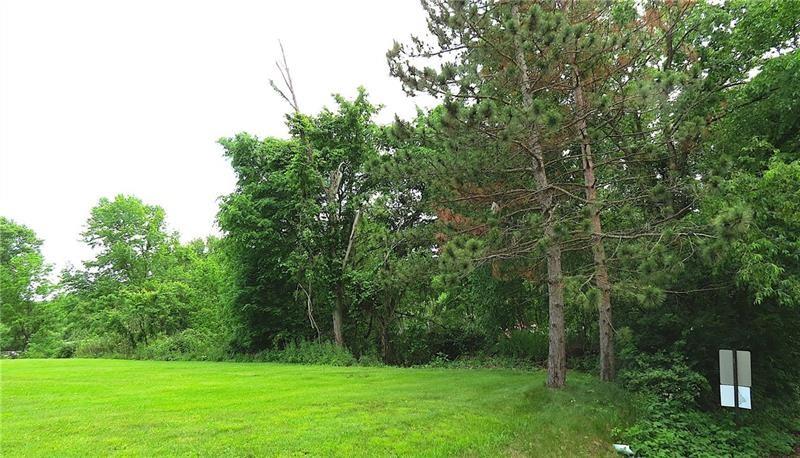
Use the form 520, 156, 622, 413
544, 228, 567, 388
573, 69, 615, 381
512, 5, 566, 388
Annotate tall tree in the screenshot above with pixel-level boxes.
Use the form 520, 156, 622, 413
388, 0, 659, 386
219, 90, 380, 349
61, 195, 193, 350
81, 195, 173, 284
0, 217, 51, 351
388, 0, 581, 387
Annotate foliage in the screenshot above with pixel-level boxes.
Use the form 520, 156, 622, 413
494, 329, 549, 364
0, 217, 52, 351
73, 335, 130, 359
136, 329, 229, 361
25, 335, 74, 359
254, 340, 358, 367
218, 89, 382, 350
81, 195, 171, 284
618, 353, 710, 408
419, 354, 539, 371
617, 352, 797, 457
24, 196, 238, 360
705, 160, 800, 307
389, 319, 487, 366
620, 407, 760, 458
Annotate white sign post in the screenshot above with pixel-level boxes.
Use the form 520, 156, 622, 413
719, 349, 751, 409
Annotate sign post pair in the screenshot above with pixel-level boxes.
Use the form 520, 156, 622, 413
719, 349, 751, 409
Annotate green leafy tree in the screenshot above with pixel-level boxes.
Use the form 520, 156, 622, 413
81, 195, 172, 284
219, 90, 380, 349
59, 195, 200, 351
0, 217, 51, 351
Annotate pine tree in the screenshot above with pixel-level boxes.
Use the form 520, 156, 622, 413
388, 0, 593, 387
386, 0, 701, 385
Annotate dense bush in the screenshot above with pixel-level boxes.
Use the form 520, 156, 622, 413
494, 329, 548, 363
390, 323, 488, 366
24, 328, 74, 359
353, 348, 384, 367
621, 407, 761, 457
135, 329, 228, 361
619, 352, 710, 407
422, 354, 539, 371
73, 336, 130, 359
254, 341, 358, 366
617, 351, 797, 457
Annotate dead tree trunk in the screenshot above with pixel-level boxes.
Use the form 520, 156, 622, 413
332, 208, 361, 347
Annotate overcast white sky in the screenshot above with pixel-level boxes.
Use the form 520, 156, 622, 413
0, 0, 431, 270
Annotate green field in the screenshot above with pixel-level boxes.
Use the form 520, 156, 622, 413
1, 359, 630, 457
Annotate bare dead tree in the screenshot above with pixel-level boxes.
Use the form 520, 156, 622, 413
269, 41, 300, 114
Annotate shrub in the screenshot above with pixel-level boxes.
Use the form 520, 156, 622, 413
355, 349, 384, 367
619, 406, 761, 457
25, 330, 75, 359
567, 354, 599, 372
391, 323, 432, 365
425, 352, 450, 367
494, 329, 548, 363
619, 352, 710, 408
257, 341, 357, 366
136, 329, 229, 361
74, 336, 130, 358
617, 351, 797, 457
391, 324, 487, 366
421, 354, 538, 371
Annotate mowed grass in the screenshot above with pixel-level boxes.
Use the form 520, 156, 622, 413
1, 359, 630, 457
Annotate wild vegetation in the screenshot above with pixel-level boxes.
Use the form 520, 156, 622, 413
1, 1, 799, 456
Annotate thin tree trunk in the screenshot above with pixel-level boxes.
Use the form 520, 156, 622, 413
342, 209, 361, 269
572, 69, 615, 381
299, 282, 321, 342
379, 315, 390, 363
380, 325, 389, 362
332, 208, 361, 348
512, 5, 566, 388
333, 285, 344, 347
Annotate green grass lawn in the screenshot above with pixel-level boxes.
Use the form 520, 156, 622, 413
1, 359, 630, 457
